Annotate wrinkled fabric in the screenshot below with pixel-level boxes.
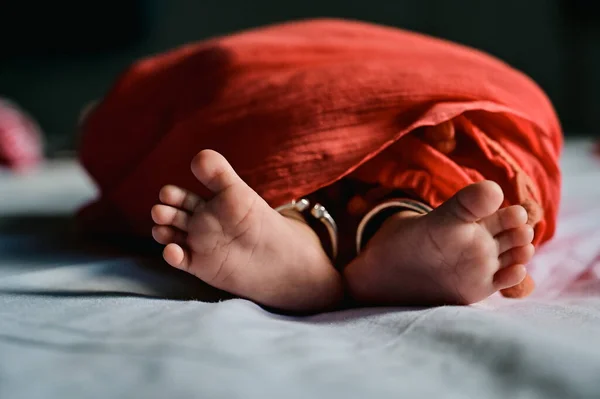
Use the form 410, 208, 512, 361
78, 19, 562, 297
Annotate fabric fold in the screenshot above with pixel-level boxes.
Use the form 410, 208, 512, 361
78, 19, 563, 298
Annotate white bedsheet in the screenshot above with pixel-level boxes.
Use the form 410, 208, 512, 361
1, 140, 599, 399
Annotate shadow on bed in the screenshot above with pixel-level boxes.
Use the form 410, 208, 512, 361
0, 214, 454, 320
1, 214, 494, 326
0, 214, 233, 303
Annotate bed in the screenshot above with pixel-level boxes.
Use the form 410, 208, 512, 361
1, 139, 600, 399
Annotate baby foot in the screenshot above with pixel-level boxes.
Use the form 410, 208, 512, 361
151, 150, 342, 312
345, 181, 535, 305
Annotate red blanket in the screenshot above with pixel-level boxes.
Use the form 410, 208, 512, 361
78, 19, 562, 298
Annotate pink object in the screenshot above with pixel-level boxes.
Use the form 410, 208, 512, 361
525, 140, 600, 299
527, 201, 600, 298
0, 99, 43, 170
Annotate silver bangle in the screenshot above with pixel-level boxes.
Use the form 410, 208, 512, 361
356, 198, 432, 254
275, 199, 338, 261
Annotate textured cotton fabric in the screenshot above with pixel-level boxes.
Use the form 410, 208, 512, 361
78, 19, 562, 297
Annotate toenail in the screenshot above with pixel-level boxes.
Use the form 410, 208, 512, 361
525, 225, 535, 240
518, 206, 529, 223
159, 186, 171, 200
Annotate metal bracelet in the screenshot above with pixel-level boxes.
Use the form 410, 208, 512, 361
275, 199, 338, 261
355, 198, 432, 254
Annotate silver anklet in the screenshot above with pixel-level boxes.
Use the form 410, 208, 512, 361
275, 199, 338, 261
355, 198, 432, 254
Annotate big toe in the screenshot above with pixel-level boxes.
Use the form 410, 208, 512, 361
190, 149, 267, 227
435, 180, 504, 223
191, 150, 243, 195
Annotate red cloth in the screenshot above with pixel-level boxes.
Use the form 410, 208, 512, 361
78, 19, 563, 297
0, 99, 43, 170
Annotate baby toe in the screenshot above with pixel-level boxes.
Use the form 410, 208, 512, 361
433, 180, 503, 224
151, 204, 191, 232
159, 185, 202, 212
152, 225, 187, 246
496, 225, 534, 254
499, 244, 535, 268
163, 243, 190, 271
480, 205, 528, 236
493, 264, 527, 290
191, 150, 243, 194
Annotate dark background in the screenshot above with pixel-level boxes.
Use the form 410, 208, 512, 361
2, 0, 599, 155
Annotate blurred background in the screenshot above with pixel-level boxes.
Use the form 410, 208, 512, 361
2, 0, 599, 156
